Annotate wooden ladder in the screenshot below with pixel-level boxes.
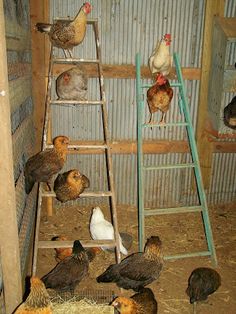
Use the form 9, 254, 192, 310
135, 52, 217, 266
32, 19, 121, 275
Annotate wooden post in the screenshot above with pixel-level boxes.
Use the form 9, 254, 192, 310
0, 0, 22, 312
196, 0, 224, 188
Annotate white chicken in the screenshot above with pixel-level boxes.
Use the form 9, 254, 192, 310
149, 33, 172, 77
90, 207, 128, 255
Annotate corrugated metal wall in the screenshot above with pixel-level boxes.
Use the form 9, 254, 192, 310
49, 0, 235, 207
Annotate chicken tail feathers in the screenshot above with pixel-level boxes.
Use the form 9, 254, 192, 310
25, 175, 35, 194
96, 264, 117, 283
35, 23, 51, 33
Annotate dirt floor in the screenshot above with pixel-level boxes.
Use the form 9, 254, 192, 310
35, 201, 236, 314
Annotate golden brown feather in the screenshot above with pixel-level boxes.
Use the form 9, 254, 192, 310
24, 136, 69, 194
14, 277, 52, 314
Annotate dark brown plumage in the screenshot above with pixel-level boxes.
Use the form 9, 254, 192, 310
41, 240, 89, 292
112, 288, 158, 314
35, 2, 91, 57
147, 73, 173, 125
53, 169, 90, 202
24, 136, 69, 194
14, 277, 52, 314
224, 95, 236, 129
186, 267, 221, 304
97, 236, 163, 291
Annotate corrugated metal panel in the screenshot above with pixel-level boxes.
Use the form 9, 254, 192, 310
49, 0, 235, 207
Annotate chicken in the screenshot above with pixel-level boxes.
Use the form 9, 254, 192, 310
52, 235, 101, 262
224, 96, 236, 129
97, 236, 163, 291
186, 267, 221, 304
35, 2, 92, 57
111, 288, 158, 314
147, 73, 173, 125
56, 66, 88, 100
41, 240, 89, 292
53, 169, 90, 202
24, 136, 69, 194
14, 276, 52, 314
149, 34, 172, 77
90, 206, 128, 255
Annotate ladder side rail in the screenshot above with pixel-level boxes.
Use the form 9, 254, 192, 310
173, 53, 217, 266
135, 53, 145, 251
93, 21, 121, 263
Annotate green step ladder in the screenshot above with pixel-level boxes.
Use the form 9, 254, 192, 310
135, 52, 217, 266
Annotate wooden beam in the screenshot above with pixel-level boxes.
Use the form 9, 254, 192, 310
52, 64, 201, 80
196, 0, 225, 188
30, 0, 49, 151
0, 0, 22, 311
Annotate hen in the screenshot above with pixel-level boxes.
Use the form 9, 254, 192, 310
41, 240, 89, 292
90, 206, 128, 255
53, 169, 90, 202
52, 235, 101, 262
35, 2, 92, 57
97, 236, 163, 291
56, 66, 88, 100
147, 73, 173, 125
24, 136, 69, 194
223, 95, 236, 129
111, 288, 158, 314
186, 267, 221, 304
149, 34, 172, 77
14, 277, 52, 314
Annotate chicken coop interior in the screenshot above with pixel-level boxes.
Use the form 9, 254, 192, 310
0, 0, 235, 313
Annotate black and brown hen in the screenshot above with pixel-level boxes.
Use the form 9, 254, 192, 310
97, 236, 163, 291
224, 95, 236, 130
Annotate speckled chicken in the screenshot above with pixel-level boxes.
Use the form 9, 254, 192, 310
24, 136, 69, 194
97, 236, 163, 291
53, 169, 90, 202
14, 277, 52, 314
41, 240, 89, 292
35, 2, 92, 57
147, 73, 173, 125
186, 267, 221, 304
56, 66, 88, 100
224, 95, 236, 129
112, 288, 158, 314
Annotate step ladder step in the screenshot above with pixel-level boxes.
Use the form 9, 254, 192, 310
52, 57, 100, 64
142, 122, 188, 128
49, 100, 104, 105
38, 239, 116, 249
45, 144, 107, 150
164, 251, 211, 261
144, 206, 203, 216
143, 163, 195, 170
141, 82, 182, 89
41, 191, 112, 198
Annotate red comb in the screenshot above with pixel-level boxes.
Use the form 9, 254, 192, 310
164, 34, 171, 40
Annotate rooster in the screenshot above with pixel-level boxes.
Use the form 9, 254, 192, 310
147, 73, 173, 125
149, 34, 172, 77
24, 136, 69, 194
224, 95, 236, 129
14, 277, 52, 314
53, 169, 90, 202
97, 236, 163, 291
35, 2, 92, 57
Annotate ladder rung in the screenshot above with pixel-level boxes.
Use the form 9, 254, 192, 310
38, 239, 116, 249
41, 191, 112, 198
142, 122, 188, 128
143, 163, 195, 170
141, 82, 182, 89
49, 100, 104, 105
45, 144, 107, 149
164, 251, 211, 261
52, 57, 100, 64
144, 206, 203, 216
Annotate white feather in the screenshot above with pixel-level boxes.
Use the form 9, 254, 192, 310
90, 207, 128, 255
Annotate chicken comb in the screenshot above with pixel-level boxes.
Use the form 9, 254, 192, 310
164, 33, 171, 40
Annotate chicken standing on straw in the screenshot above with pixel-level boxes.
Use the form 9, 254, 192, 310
35, 2, 92, 58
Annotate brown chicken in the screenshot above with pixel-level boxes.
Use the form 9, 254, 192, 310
14, 276, 52, 314
52, 235, 101, 262
53, 169, 90, 202
56, 66, 88, 100
97, 236, 163, 291
35, 2, 92, 57
112, 288, 158, 314
24, 136, 69, 194
224, 95, 236, 129
42, 240, 89, 292
147, 73, 173, 125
